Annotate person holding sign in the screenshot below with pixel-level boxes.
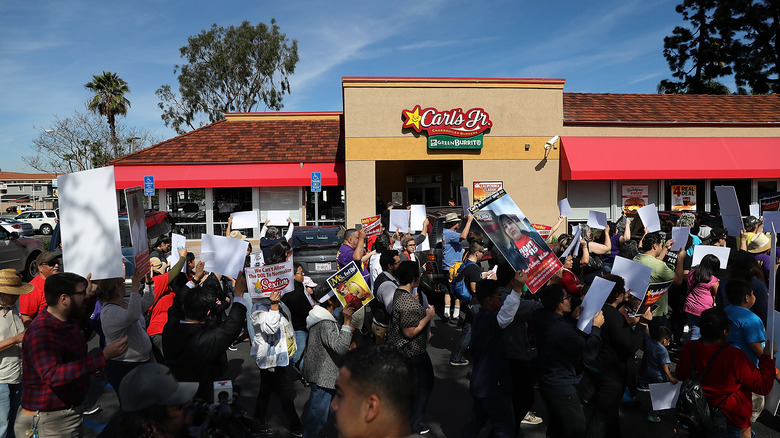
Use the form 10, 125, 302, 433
675, 307, 777, 437
633, 232, 687, 329
337, 229, 373, 286
683, 254, 720, 341
259, 217, 294, 262
532, 284, 604, 438
442, 213, 473, 323
386, 261, 436, 435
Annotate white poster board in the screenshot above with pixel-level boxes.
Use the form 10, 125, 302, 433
691, 245, 731, 268
650, 382, 681, 411
558, 198, 573, 217
611, 256, 653, 300
670, 227, 690, 252
561, 226, 582, 259
637, 203, 661, 233
200, 234, 249, 279
721, 215, 744, 237
587, 210, 607, 230
577, 276, 614, 334
389, 209, 410, 234
764, 310, 780, 415
265, 210, 289, 226
230, 211, 258, 230
58, 167, 124, 280
460, 187, 470, 217
409, 205, 427, 232
764, 212, 780, 237
168, 233, 186, 266
750, 203, 760, 218
715, 186, 742, 217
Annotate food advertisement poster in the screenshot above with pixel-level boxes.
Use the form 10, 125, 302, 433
246, 262, 295, 298
327, 261, 374, 311
622, 185, 648, 215
468, 189, 561, 293
361, 215, 382, 236
671, 185, 697, 211
473, 181, 503, 202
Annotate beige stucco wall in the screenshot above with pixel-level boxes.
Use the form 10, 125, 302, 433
345, 160, 375, 227
560, 126, 780, 137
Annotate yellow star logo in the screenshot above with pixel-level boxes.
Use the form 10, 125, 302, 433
253, 280, 263, 291
402, 105, 423, 131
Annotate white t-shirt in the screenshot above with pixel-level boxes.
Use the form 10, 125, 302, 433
0, 308, 23, 384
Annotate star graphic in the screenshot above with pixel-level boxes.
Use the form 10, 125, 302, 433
402, 105, 423, 131
253, 280, 263, 291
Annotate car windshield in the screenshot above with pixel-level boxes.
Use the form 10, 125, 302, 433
293, 229, 342, 247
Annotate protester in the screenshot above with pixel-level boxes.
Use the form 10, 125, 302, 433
684, 254, 720, 341
371, 250, 401, 344
301, 283, 355, 438
18, 251, 60, 326
633, 231, 686, 330
330, 344, 419, 438
601, 218, 631, 271
148, 237, 171, 262
677, 212, 702, 257
442, 213, 472, 322
716, 251, 769, 327
96, 269, 153, 398
259, 217, 294, 261
250, 288, 302, 436
386, 261, 435, 434
461, 278, 525, 437
0, 269, 31, 438
162, 271, 247, 402
586, 274, 650, 438
675, 307, 777, 436
14, 273, 128, 438
638, 326, 677, 423
107, 363, 198, 438
282, 263, 315, 371
450, 241, 490, 367
533, 283, 604, 438
146, 252, 189, 363
496, 262, 544, 432
338, 228, 374, 286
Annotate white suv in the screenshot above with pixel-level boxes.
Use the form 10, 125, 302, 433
14, 210, 58, 235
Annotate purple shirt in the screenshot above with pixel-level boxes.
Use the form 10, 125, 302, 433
337, 243, 369, 284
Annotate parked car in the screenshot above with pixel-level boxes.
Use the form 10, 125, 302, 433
14, 210, 58, 235
5, 204, 33, 214
291, 225, 343, 284
50, 210, 175, 277
0, 226, 44, 281
0, 217, 35, 237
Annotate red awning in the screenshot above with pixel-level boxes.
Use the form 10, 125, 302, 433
561, 137, 780, 180
113, 162, 345, 189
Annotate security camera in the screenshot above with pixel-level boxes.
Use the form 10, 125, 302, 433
544, 136, 559, 150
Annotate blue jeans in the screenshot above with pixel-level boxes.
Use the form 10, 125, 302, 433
709, 410, 742, 438
686, 312, 701, 341
303, 384, 334, 438
0, 383, 20, 438
461, 393, 515, 438
450, 302, 480, 362
291, 330, 308, 368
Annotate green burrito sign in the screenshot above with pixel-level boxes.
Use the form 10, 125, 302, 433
402, 105, 491, 150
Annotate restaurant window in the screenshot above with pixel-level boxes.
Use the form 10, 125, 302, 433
710, 180, 750, 216
168, 189, 207, 239
664, 180, 705, 213
567, 181, 611, 222
214, 188, 253, 237
305, 186, 345, 226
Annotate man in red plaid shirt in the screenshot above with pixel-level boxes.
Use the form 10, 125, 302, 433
14, 273, 127, 438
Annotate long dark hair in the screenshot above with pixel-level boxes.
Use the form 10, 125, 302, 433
267, 240, 291, 264
690, 254, 720, 291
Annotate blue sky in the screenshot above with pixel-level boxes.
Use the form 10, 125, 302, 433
0, 0, 682, 172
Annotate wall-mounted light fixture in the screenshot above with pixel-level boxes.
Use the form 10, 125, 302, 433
524, 143, 530, 151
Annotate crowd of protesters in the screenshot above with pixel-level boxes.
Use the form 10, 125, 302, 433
1, 205, 780, 438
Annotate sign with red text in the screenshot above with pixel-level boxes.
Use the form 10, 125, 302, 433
473, 181, 503, 202
327, 261, 374, 311
246, 262, 295, 298
402, 105, 492, 150
360, 215, 382, 236
671, 185, 696, 211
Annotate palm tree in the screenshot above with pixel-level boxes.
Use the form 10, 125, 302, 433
85, 71, 131, 159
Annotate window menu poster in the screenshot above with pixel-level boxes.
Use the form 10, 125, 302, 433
671, 185, 697, 211
622, 185, 648, 215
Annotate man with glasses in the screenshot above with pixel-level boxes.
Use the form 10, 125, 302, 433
371, 250, 402, 343
15, 273, 128, 437
19, 251, 61, 327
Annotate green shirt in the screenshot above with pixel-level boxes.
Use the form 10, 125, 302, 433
633, 253, 675, 316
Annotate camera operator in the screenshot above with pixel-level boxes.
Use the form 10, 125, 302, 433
162, 268, 248, 401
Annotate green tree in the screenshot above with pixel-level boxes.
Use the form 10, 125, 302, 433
156, 19, 299, 134
659, 0, 734, 94
85, 71, 131, 156
728, 0, 779, 94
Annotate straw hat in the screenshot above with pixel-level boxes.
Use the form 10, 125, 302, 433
443, 213, 461, 224
747, 233, 771, 254
0, 269, 33, 295
228, 230, 247, 240
149, 257, 168, 275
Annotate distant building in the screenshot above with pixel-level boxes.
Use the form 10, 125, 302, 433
0, 172, 60, 212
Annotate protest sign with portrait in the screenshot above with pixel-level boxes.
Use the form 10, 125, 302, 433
327, 261, 374, 311
468, 189, 561, 293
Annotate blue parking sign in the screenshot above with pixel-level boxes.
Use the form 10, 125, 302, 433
143, 176, 155, 196
311, 172, 321, 193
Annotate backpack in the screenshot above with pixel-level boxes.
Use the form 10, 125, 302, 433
675, 343, 730, 437
450, 260, 475, 303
